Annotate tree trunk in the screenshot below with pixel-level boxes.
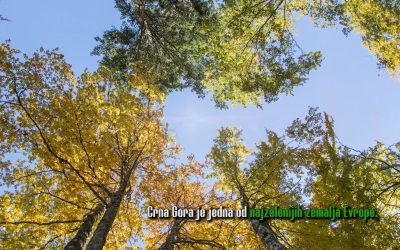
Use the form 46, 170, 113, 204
64, 203, 105, 250
249, 218, 286, 250
86, 162, 138, 249
85, 191, 124, 250
159, 219, 182, 250
237, 185, 286, 250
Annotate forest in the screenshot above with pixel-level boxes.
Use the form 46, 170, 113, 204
0, 0, 399, 249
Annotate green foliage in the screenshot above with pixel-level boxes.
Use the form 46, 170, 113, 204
92, 0, 214, 95
203, 0, 323, 108
95, 0, 323, 108
94, 0, 400, 108
208, 108, 400, 249
1, 0, 400, 248
287, 110, 400, 249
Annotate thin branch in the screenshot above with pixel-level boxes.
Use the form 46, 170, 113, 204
0, 219, 82, 226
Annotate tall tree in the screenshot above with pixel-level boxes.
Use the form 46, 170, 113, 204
92, 0, 214, 95
208, 126, 303, 249
0, 41, 175, 249
208, 108, 400, 249
95, 0, 400, 108
285, 109, 400, 249
94, 0, 323, 108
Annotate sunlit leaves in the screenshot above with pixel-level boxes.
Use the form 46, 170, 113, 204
0, 41, 173, 248
208, 108, 400, 249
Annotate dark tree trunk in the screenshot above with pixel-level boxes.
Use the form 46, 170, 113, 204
85, 191, 125, 250
86, 162, 137, 249
64, 203, 105, 250
159, 219, 182, 250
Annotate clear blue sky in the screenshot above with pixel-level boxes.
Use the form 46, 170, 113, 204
1, 0, 399, 161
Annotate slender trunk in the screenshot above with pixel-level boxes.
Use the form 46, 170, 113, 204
249, 218, 286, 250
86, 158, 138, 250
237, 185, 285, 250
85, 191, 124, 250
86, 161, 138, 249
64, 203, 105, 250
159, 219, 182, 250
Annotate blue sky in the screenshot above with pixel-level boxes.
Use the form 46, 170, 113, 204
1, 0, 399, 162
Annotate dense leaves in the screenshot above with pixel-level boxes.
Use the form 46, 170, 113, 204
92, 0, 214, 95
207, 108, 400, 249
94, 0, 400, 108
94, 0, 323, 108
1, 0, 400, 248
0, 42, 175, 249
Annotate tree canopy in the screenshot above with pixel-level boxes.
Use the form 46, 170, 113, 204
1, 0, 400, 249
94, 0, 400, 108
0, 41, 174, 249
208, 108, 400, 249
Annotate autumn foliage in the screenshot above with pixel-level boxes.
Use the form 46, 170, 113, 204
1, 0, 400, 249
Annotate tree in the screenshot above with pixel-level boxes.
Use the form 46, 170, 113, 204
208, 108, 400, 249
285, 109, 400, 249
94, 0, 323, 108
92, 0, 214, 95
208, 126, 303, 249
0, 41, 176, 249
95, 0, 400, 108
140, 157, 226, 249
142, 155, 267, 250
201, 0, 323, 108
